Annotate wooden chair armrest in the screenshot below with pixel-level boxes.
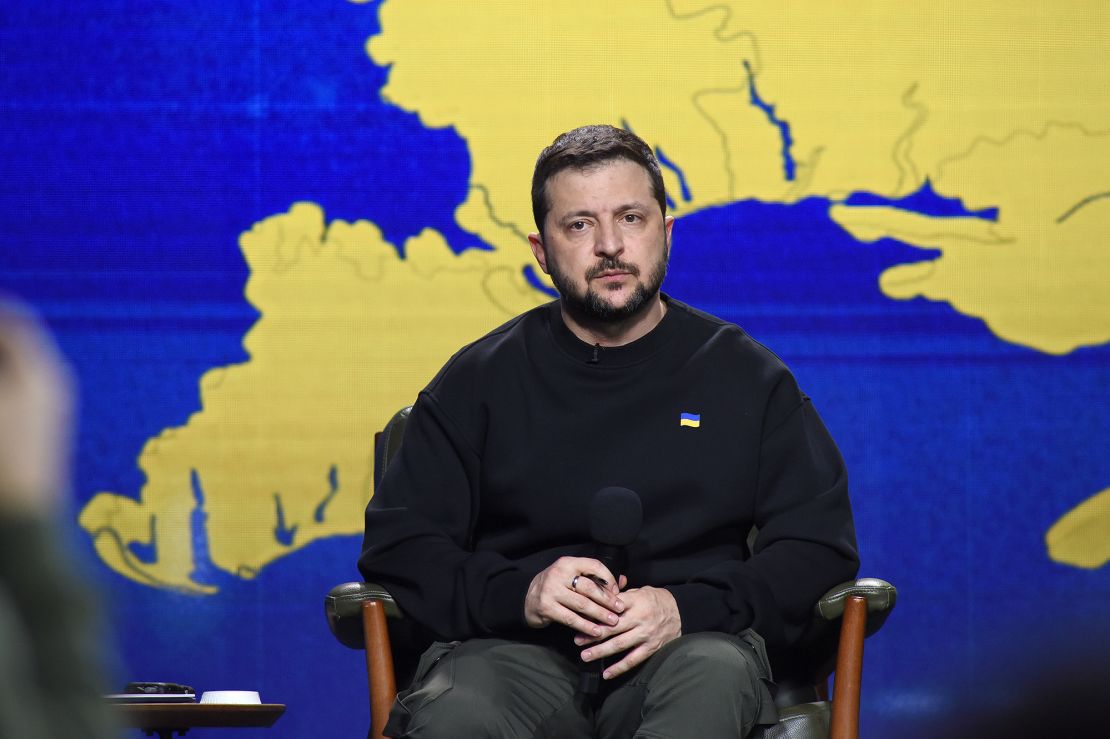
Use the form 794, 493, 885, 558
325, 582, 402, 649
816, 577, 897, 636
821, 578, 896, 739
324, 583, 400, 739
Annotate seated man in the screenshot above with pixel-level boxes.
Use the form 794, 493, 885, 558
359, 124, 859, 738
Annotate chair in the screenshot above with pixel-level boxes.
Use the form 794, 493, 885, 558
327, 406, 897, 739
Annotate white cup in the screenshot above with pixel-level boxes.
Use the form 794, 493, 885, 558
199, 690, 261, 705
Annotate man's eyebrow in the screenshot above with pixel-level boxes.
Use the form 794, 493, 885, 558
559, 209, 597, 222
557, 202, 650, 222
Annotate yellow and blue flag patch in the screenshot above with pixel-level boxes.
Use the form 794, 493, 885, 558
679, 412, 701, 428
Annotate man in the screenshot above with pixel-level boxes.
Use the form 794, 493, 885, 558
359, 125, 858, 738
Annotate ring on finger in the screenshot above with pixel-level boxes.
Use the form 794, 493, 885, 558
570, 575, 580, 590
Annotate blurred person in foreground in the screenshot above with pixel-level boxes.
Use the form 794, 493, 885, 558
0, 298, 117, 738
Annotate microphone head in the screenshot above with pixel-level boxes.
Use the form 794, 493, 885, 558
589, 486, 643, 546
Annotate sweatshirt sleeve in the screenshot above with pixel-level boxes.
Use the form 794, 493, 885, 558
358, 392, 533, 641
665, 374, 860, 649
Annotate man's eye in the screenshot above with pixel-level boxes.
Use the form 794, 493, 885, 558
622, 214, 641, 223
570, 221, 587, 231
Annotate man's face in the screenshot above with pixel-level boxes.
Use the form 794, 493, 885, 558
528, 158, 674, 323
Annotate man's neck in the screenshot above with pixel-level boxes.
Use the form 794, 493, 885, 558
559, 294, 667, 348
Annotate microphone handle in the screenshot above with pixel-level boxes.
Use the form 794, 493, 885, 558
579, 544, 627, 695
594, 543, 627, 585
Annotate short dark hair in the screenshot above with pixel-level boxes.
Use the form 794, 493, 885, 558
531, 124, 667, 235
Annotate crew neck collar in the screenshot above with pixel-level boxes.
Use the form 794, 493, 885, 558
547, 294, 681, 366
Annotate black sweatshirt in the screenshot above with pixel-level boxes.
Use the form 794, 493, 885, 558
359, 295, 858, 650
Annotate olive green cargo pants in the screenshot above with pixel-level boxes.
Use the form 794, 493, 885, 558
384, 631, 777, 739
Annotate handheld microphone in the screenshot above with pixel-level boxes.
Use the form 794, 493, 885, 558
580, 486, 642, 695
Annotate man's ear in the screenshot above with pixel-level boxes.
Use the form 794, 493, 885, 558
664, 215, 675, 247
527, 232, 549, 275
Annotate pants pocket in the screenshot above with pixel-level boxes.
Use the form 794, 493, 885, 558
736, 629, 779, 727
736, 628, 772, 682
385, 640, 460, 736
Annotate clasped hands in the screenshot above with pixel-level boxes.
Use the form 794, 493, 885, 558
523, 556, 681, 680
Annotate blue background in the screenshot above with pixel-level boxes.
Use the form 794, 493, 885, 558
3, 1, 1108, 736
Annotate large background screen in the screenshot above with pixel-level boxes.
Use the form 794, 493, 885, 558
3, 1, 1109, 735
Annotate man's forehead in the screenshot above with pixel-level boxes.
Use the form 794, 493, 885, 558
546, 158, 654, 205
549, 156, 648, 181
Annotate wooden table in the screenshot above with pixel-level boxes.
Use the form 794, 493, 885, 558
115, 703, 285, 738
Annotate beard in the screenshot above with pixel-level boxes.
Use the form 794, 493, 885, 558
547, 243, 669, 324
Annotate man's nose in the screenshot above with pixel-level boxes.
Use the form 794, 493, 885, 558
594, 221, 624, 258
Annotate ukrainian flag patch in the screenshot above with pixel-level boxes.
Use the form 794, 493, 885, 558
679, 412, 701, 428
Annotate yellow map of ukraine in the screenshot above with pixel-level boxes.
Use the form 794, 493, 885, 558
80, 209, 542, 593
80, 0, 1110, 593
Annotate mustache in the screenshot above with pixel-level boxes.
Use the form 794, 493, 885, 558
586, 258, 641, 279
